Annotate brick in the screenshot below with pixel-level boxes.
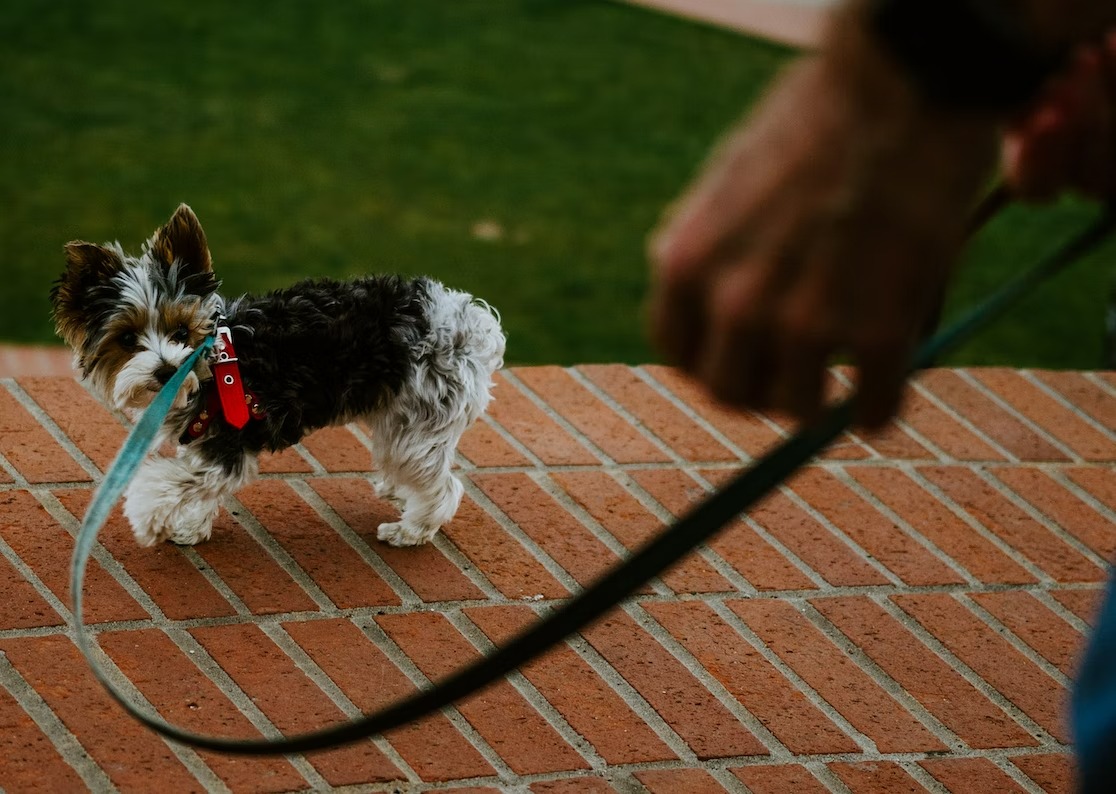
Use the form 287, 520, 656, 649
892, 593, 1070, 742
465, 605, 677, 765
237, 479, 400, 608
636, 768, 731, 793
471, 472, 625, 589
0, 635, 204, 791
515, 366, 672, 464
375, 611, 589, 775
787, 468, 965, 586
856, 419, 937, 461
299, 424, 372, 472
0, 385, 90, 483
747, 485, 889, 587
552, 470, 734, 594
811, 596, 1037, 748
1052, 588, 1105, 625
972, 369, 1116, 461
729, 599, 947, 753
582, 609, 766, 760
897, 385, 1006, 461
0, 684, 86, 791
308, 477, 485, 602
19, 376, 125, 473
282, 618, 494, 782
0, 489, 146, 624
457, 418, 532, 468
637, 469, 816, 591
56, 489, 235, 621
189, 509, 319, 615
918, 757, 1029, 793
1035, 370, 1116, 432
971, 591, 1087, 678
848, 467, 1036, 584
0, 546, 60, 630
922, 467, 1106, 583
644, 600, 857, 755
918, 370, 1068, 461
190, 623, 403, 785
530, 777, 617, 793
578, 364, 737, 462
1010, 752, 1075, 794
730, 764, 829, 794
996, 469, 1116, 559
1064, 466, 1116, 519
99, 627, 309, 791
441, 495, 569, 599
827, 761, 929, 793
255, 446, 314, 474
485, 372, 599, 465
642, 365, 783, 458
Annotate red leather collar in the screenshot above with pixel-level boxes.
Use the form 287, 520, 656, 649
183, 321, 266, 441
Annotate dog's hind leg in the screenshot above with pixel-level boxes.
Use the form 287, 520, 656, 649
124, 447, 256, 546
370, 412, 467, 548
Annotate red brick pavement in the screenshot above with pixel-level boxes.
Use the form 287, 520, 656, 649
0, 364, 1107, 792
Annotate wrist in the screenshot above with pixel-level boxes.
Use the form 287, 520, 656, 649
829, 0, 1064, 113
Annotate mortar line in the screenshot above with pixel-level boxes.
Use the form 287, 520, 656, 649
967, 465, 1110, 571
353, 614, 518, 785
3, 380, 104, 482
956, 370, 1080, 462
874, 594, 1059, 745
0, 651, 116, 793
828, 465, 981, 587
909, 379, 1019, 463
623, 602, 790, 759
1021, 369, 1116, 447
707, 599, 878, 754
901, 465, 1060, 586
609, 467, 764, 597
447, 609, 604, 772
160, 626, 328, 788
499, 369, 618, 467
956, 593, 1073, 687
564, 367, 687, 465
797, 598, 967, 752
257, 621, 421, 785
285, 478, 421, 607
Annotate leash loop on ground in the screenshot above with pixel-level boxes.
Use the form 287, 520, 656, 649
69, 201, 1116, 755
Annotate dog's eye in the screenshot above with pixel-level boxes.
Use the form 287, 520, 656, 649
171, 324, 190, 343
118, 331, 138, 350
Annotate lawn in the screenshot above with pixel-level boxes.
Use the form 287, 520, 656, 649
2, 0, 1112, 369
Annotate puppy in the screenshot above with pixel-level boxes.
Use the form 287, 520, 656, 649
51, 204, 505, 547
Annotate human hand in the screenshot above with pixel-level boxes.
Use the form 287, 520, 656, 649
649, 29, 999, 428
1003, 34, 1116, 201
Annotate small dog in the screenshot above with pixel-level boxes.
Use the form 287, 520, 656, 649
52, 204, 505, 548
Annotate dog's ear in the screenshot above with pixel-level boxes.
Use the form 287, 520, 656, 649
51, 242, 126, 348
148, 204, 217, 296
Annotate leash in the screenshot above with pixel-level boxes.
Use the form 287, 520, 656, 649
70, 194, 1116, 755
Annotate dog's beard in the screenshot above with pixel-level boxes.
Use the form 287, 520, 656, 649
110, 347, 199, 411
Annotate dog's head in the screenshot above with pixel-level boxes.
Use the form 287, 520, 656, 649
51, 204, 221, 410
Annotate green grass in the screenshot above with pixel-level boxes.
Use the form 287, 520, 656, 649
2, 0, 1112, 369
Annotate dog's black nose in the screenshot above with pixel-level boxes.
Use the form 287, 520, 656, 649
154, 364, 178, 385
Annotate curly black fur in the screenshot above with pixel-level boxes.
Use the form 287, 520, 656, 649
181, 275, 432, 474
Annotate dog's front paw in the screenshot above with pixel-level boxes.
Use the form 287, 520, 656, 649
377, 521, 439, 547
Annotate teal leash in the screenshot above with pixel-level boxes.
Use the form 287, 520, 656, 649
70, 203, 1116, 755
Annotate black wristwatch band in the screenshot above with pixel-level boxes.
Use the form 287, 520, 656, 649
868, 0, 1066, 110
